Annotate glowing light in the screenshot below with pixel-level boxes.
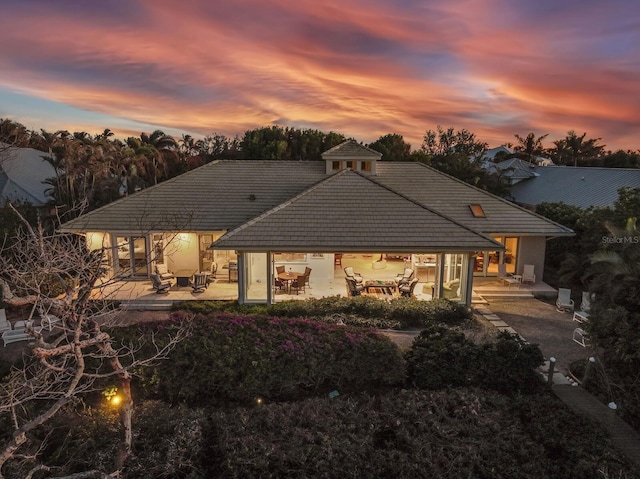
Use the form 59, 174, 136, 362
111, 395, 121, 406
255, 397, 263, 405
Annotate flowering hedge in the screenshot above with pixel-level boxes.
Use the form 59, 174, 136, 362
115, 312, 405, 406
174, 296, 471, 329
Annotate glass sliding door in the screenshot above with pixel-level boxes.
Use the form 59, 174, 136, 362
115, 236, 148, 277
244, 252, 269, 302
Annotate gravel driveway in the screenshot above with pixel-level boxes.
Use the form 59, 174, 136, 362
482, 298, 595, 373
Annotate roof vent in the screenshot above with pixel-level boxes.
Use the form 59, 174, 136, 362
249, 194, 256, 201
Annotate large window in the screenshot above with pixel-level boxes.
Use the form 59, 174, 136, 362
244, 252, 268, 302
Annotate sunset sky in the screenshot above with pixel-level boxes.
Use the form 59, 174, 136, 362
1, 0, 639, 151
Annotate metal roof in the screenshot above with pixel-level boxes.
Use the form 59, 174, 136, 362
212, 169, 502, 251
0, 144, 56, 206
508, 165, 640, 209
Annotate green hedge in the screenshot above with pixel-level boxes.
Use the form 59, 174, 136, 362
173, 296, 471, 330
405, 326, 545, 395
112, 312, 406, 407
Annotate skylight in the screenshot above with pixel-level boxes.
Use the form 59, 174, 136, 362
469, 204, 486, 218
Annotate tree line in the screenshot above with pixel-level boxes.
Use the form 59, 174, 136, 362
2, 119, 639, 221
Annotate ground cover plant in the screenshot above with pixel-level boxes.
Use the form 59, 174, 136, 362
34, 389, 639, 478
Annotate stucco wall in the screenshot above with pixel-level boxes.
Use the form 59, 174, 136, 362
517, 236, 546, 282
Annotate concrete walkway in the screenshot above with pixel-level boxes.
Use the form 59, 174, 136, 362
477, 300, 640, 468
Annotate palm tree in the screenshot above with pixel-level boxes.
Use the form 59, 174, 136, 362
551, 131, 605, 166
513, 132, 548, 164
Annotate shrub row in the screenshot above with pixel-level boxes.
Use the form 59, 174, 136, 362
405, 325, 546, 395
174, 296, 472, 329
112, 312, 406, 407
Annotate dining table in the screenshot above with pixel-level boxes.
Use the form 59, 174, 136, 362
277, 271, 302, 293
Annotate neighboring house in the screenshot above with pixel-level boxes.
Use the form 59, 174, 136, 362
490, 158, 540, 186
0, 143, 56, 206
508, 165, 640, 209
60, 140, 573, 306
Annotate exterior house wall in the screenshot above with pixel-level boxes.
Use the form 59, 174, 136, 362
166, 233, 199, 273
517, 236, 546, 281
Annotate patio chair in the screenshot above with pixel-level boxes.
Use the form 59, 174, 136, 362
276, 265, 285, 275
399, 277, 419, 298
344, 267, 364, 284
274, 277, 286, 293
522, 264, 536, 284
394, 268, 414, 286
345, 278, 364, 296
573, 291, 592, 323
303, 267, 312, 288
190, 273, 209, 293
443, 279, 460, 299
207, 262, 218, 284
155, 264, 175, 281
556, 288, 574, 312
151, 274, 172, 294
0, 309, 11, 333
573, 327, 589, 347
497, 264, 520, 288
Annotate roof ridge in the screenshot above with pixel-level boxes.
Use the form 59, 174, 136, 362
216, 168, 502, 249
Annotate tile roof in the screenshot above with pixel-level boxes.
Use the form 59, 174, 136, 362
374, 163, 573, 236
59, 160, 327, 234
508, 166, 640, 209
60, 158, 573, 239
212, 169, 502, 251
321, 139, 382, 159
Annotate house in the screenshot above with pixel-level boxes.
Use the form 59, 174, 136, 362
0, 143, 56, 206
507, 165, 640, 209
59, 140, 573, 306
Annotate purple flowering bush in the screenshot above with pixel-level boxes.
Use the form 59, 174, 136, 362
122, 312, 405, 406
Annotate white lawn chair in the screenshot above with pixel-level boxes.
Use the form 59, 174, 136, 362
0, 309, 11, 333
522, 264, 536, 284
573, 291, 592, 323
498, 264, 520, 288
556, 288, 574, 312
573, 327, 589, 347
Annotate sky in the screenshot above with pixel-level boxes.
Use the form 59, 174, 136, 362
1, 0, 639, 151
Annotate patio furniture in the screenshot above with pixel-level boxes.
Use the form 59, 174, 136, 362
190, 273, 209, 293
0, 309, 10, 333
151, 274, 172, 294
573, 291, 592, 323
346, 278, 364, 296
556, 288, 574, 312
2, 320, 42, 347
497, 263, 520, 288
290, 275, 305, 294
40, 314, 61, 331
399, 277, 419, 298
175, 269, 196, 287
522, 264, 536, 284
573, 327, 589, 347
344, 267, 364, 284
276, 265, 285, 275
443, 279, 460, 299
155, 264, 175, 281
394, 268, 414, 286
303, 267, 312, 288
274, 276, 286, 292
207, 262, 218, 284
228, 262, 238, 282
